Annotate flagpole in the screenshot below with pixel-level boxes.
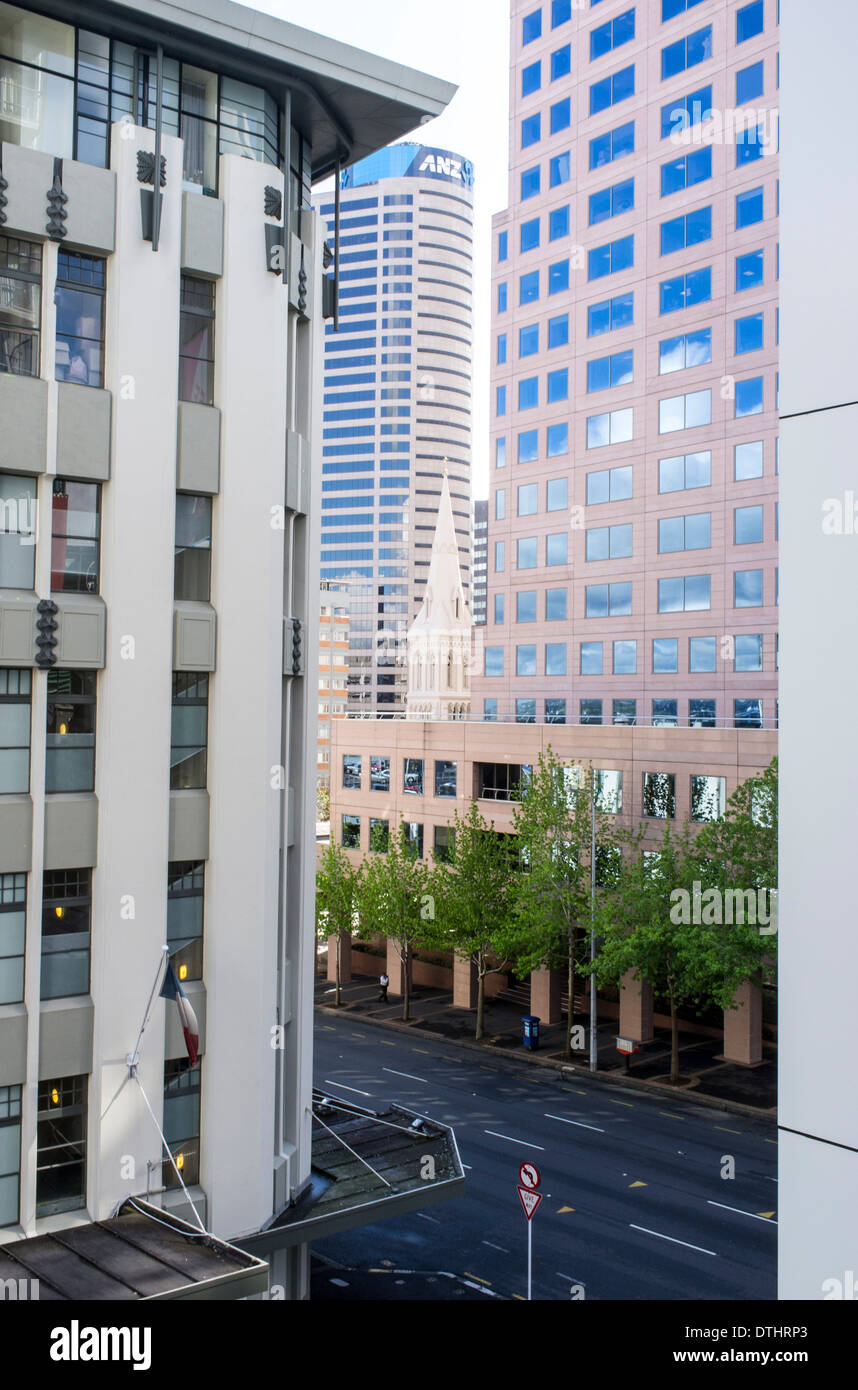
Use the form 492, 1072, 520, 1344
134, 1073, 207, 1233
128, 945, 170, 1074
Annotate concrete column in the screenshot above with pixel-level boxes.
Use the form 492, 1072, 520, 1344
722, 981, 763, 1066
386, 938, 404, 995
326, 931, 352, 985
619, 971, 654, 1043
530, 967, 561, 1025
452, 954, 477, 1010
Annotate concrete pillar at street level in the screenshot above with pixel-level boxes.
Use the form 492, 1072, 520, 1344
530, 967, 562, 1025
453, 954, 478, 1010
619, 971, 654, 1044
326, 932, 352, 985
722, 982, 763, 1066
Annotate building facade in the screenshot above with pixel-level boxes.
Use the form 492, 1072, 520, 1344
475, 0, 779, 732
472, 497, 488, 624
0, 0, 454, 1298
318, 582, 350, 793
313, 144, 475, 716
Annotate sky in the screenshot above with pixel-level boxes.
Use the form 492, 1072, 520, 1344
253, 0, 512, 500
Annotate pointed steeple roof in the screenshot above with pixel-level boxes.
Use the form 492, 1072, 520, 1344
409, 470, 472, 635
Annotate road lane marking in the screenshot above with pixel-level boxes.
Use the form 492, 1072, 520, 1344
609, 1099, 634, 1108
659, 1112, 686, 1121
482, 1241, 509, 1253
630, 1224, 717, 1256
351, 1033, 366, 1038
707, 1200, 778, 1224
512, 1293, 525, 1300
544, 1113, 605, 1133
462, 1163, 473, 1170
484, 1130, 545, 1150
321, 1025, 335, 1031
557, 1206, 575, 1213
464, 1272, 491, 1285
416, 1212, 441, 1224
379, 1040, 396, 1047
412, 1048, 431, 1055
480, 1065, 498, 1072
323, 1079, 371, 1097
382, 1067, 427, 1083
714, 1126, 741, 1135
629, 1181, 647, 1188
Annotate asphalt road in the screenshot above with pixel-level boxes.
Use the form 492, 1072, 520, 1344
312, 1013, 777, 1302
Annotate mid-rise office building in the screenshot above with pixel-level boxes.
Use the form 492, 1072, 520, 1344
318, 582, 350, 793
0, 0, 455, 1298
313, 144, 475, 716
472, 498, 488, 625
476, 0, 779, 731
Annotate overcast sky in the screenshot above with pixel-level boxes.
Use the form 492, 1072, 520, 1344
253, 0, 511, 499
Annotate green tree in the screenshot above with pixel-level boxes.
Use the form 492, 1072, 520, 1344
511, 752, 620, 1060
316, 783, 331, 824
430, 801, 519, 1041
357, 823, 433, 1022
315, 841, 362, 1006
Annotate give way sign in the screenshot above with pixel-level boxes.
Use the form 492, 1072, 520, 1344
517, 1186, 543, 1221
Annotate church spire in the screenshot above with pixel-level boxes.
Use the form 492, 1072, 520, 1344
405, 471, 472, 720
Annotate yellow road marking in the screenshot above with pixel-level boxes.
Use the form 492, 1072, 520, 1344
351, 1033, 366, 1038
412, 1048, 431, 1055
464, 1272, 491, 1285
715, 1126, 741, 1135
757, 1211, 776, 1219
557, 1205, 575, 1213
609, 1099, 634, 1108
629, 1181, 647, 1188
512, 1293, 525, 1301
659, 1111, 686, 1121
379, 1041, 396, 1047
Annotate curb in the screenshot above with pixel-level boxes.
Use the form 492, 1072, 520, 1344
314, 1001, 777, 1125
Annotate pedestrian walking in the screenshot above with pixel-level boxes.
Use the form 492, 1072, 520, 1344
378, 972, 389, 1002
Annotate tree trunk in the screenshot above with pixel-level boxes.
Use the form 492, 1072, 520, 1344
565, 929, 575, 1059
402, 942, 411, 1022
476, 962, 485, 1041
669, 991, 679, 1084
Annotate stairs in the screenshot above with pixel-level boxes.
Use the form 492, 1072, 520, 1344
495, 983, 587, 1016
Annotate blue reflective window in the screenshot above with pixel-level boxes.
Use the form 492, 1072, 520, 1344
735, 376, 763, 417
522, 114, 541, 148
588, 234, 634, 280
518, 430, 539, 463
546, 532, 568, 565
587, 291, 634, 336
737, 1, 764, 43
520, 270, 540, 304
547, 368, 569, 402
552, 0, 571, 24
734, 504, 763, 544
549, 259, 570, 294
734, 569, 764, 607
550, 151, 571, 187
518, 538, 538, 569
659, 328, 712, 372
551, 98, 571, 134
736, 249, 764, 291
519, 324, 539, 357
589, 120, 635, 170
549, 206, 570, 240
517, 591, 538, 622
546, 644, 567, 676
547, 422, 569, 457
498, 231, 508, 262
589, 177, 635, 226
548, 314, 569, 348
736, 60, 764, 104
660, 206, 712, 254
497, 333, 507, 365
662, 26, 712, 80
523, 8, 543, 44
522, 60, 542, 97
660, 146, 712, 195
659, 266, 711, 313
735, 313, 764, 354
546, 586, 567, 619
737, 125, 764, 166
516, 645, 537, 676
498, 282, 508, 313
736, 186, 763, 227
519, 376, 539, 410
660, 84, 713, 138
587, 349, 634, 391
590, 7, 635, 59
521, 165, 541, 200
581, 642, 603, 676
590, 64, 635, 114
552, 44, 572, 80
547, 479, 568, 512
496, 385, 507, 416
521, 217, 540, 253
662, 0, 706, 18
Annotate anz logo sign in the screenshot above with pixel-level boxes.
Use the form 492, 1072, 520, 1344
415, 149, 475, 187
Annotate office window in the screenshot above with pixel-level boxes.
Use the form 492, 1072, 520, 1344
522, 113, 541, 149
586, 582, 632, 617
735, 440, 764, 481
690, 698, 716, 727
41, 869, 90, 1001
658, 451, 711, 492
519, 324, 539, 357
521, 218, 540, 253
405, 823, 424, 857
517, 591, 537, 623
179, 276, 215, 404
737, 124, 764, 167
55, 251, 105, 387
734, 698, 762, 729
546, 424, 567, 458
588, 291, 634, 336
549, 152, 571, 187
342, 814, 360, 849
591, 8, 635, 59
659, 329, 712, 374
498, 231, 508, 262
518, 483, 539, 517
493, 594, 505, 624
496, 437, 507, 469
660, 267, 711, 313
658, 512, 711, 552
735, 569, 764, 607
735, 376, 764, 417
485, 646, 504, 678
167, 861, 204, 983
661, 26, 712, 80
0, 670, 31, 796
736, 250, 764, 291
545, 699, 566, 724
546, 643, 566, 676
497, 333, 507, 365
435, 760, 457, 797
548, 260, 569, 295
589, 120, 635, 171
546, 587, 567, 620
495, 541, 505, 572
689, 636, 716, 672
434, 825, 455, 862
50, 477, 102, 596
690, 775, 725, 822
170, 672, 208, 790
370, 756, 390, 792
498, 282, 508, 313
587, 464, 633, 504
653, 700, 678, 728
0, 473, 37, 589
36, 1075, 87, 1216
0, 235, 41, 376
735, 313, 764, 354
658, 574, 711, 611
546, 532, 567, 565
737, 1, 764, 42
522, 60, 542, 97
643, 772, 675, 819
369, 818, 390, 853
660, 147, 711, 196
516, 645, 537, 678
653, 638, 678, 674
546, 478, 568, 512
547, 368, 569, 404
548, 314, 569, 349
551, 97, 571, 133
403, 758, 424, 796
613, 639, 636, 675
737, 60, 764, 104
660, 206, 712, 255
587, 408, 633, 448
516, 699, 537, 724
551, 44, 571, 80
521, 165, 541, 201
587, 349, 634, 392
520, 270, 540, 305
0, 1083, 21, 1227
550, 206, 570, 242
46, 670, 95, 793
497, 385, 507, 417
588, 234, 634, 280
519, 377, 539, 411
586, 523, 632, 561
0, 873, 25, 1007
342, 754, 363, 790
163, 1059, 201, 1189
523, 8, 542, 44
174, 494, 212, 601
735, 634, 763, 672
518, 429, 539, 463
659, 389, 711, 433
518, 539, 536, 569
736, 187, 764, 228
662, 0, 706, 17
735, 504, 763, 545
495, 489, 506, 522
590, 65, 635, 116
589, 178, 634, 227
553, 0, 571, 25
660, 84, 713, 138
581, 699, 603, 726
613, 699, 636, 726
581, 641, 603, 675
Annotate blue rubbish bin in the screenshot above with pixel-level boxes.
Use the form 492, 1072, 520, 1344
522, 1015, 540, 1050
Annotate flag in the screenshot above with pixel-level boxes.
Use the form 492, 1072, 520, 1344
160, 961, 199, 1066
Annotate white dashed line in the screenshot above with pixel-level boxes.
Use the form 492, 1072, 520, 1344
484, 1130, 545, 1151
544, 1113, 605, 1133
630, 1224, 717, 1256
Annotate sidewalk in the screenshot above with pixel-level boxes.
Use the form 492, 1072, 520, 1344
314, 976, 777, 1115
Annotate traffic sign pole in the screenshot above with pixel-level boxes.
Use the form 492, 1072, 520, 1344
527, 1218, 532, 1301
515, 1166, 542, 1300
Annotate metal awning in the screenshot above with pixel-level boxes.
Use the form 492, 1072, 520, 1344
0, 1200, 268, 1301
